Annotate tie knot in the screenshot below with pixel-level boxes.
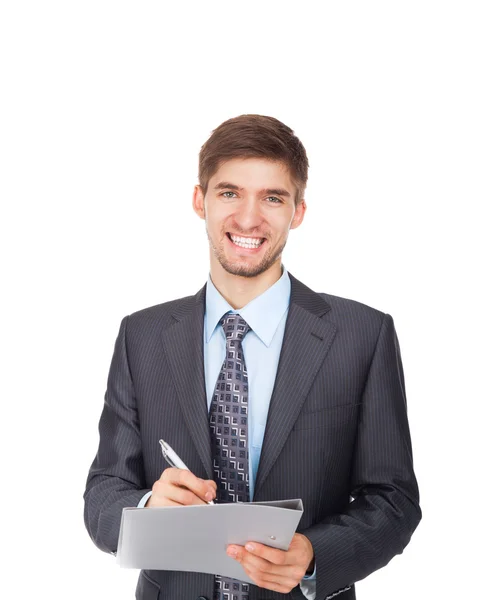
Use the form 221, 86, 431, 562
220, 313, 251, 343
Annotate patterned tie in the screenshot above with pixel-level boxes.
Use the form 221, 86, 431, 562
209, 313, 251, 600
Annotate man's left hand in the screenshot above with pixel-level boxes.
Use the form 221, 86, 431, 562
226, 533, 314, 594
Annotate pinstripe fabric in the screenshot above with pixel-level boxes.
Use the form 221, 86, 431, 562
84, 273, 421, 600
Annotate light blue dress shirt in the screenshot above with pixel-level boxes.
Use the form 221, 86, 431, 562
203, 267, 290, 503
138, 266, 316, 598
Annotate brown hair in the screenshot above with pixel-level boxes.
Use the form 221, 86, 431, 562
198, 114, 309, 206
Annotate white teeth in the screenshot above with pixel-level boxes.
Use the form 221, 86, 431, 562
230, 234, 263, 248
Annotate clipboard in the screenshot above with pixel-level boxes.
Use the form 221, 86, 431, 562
116, 498, 304, 583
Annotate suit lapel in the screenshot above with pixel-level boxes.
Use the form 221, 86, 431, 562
161, 284, 214, 480
254, 273, 337, 498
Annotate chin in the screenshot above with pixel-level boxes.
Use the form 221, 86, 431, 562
222, 264, 267, 278
219, 253, 281, 279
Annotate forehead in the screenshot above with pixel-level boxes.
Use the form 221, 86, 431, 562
208, 158, 295, 197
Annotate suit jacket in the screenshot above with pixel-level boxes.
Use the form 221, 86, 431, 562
84, 273, 422, 600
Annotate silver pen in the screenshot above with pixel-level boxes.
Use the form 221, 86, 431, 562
159, 439, 215, 505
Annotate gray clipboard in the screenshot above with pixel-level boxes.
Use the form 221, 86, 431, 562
116, 498, 304, 583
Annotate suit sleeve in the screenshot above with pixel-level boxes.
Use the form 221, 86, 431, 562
301, 313, 422, 599
83, 315, 150, 554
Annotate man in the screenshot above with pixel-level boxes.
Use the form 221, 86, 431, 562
84, 114, 421, 600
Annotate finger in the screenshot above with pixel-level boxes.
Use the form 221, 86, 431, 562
231, 550, 304, 594
161, 468, 216, 502
146, 495, 184, 508
239, 546, 308, 591
206, 479, 217, 493
250, 570, 301, 586
231, 551, 302, 594
161, 471, 216, 504
200, 478, 218, 497
248, 565, 308, 587
244, 571, 299, 595
152, 479, 209, 506
228, 546, 288, 577
242, 541, 290, 566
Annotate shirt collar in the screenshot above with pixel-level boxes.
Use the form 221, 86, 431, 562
205, 265, 291, 347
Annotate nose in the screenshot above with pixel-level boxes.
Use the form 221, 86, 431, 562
233, 196, 264, 233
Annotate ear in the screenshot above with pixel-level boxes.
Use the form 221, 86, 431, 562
290, 199, 307, 230
192, 185, 205, 220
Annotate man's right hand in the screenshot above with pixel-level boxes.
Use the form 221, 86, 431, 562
146, 468, 217, 507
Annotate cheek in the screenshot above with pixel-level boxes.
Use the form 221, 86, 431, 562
268, 210, 294, 231
206, 207, 232, 227
208, 221, 229, 242
272, 221, 292, 238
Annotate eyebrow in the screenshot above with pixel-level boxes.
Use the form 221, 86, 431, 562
213, 181, 292, 198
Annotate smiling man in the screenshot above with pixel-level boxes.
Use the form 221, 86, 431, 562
84, 114, 421, 600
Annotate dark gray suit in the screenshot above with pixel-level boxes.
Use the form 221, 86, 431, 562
84, 273, 421, 600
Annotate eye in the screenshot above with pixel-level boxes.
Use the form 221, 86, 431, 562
221, 191, 237, 198
267, 196, 282, 204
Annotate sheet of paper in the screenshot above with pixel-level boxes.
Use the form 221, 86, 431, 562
116, 499, 303, 583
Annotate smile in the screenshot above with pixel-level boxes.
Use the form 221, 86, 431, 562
227, 233, 266, 249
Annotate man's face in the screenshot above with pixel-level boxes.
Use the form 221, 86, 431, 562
193, 157, 306, 278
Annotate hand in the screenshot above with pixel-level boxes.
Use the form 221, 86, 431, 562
226, 533, 314, 594
146, 468, 217, 507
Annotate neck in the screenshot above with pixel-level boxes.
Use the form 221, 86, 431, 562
209, 259, 283, 309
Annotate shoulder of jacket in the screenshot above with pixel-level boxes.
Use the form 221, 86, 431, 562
319, 291, 387, 325
123, 293, 198, 330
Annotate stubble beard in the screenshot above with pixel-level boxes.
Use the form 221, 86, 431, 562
206, 229, 287, 279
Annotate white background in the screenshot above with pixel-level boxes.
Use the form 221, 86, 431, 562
1, 1, 481, 598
